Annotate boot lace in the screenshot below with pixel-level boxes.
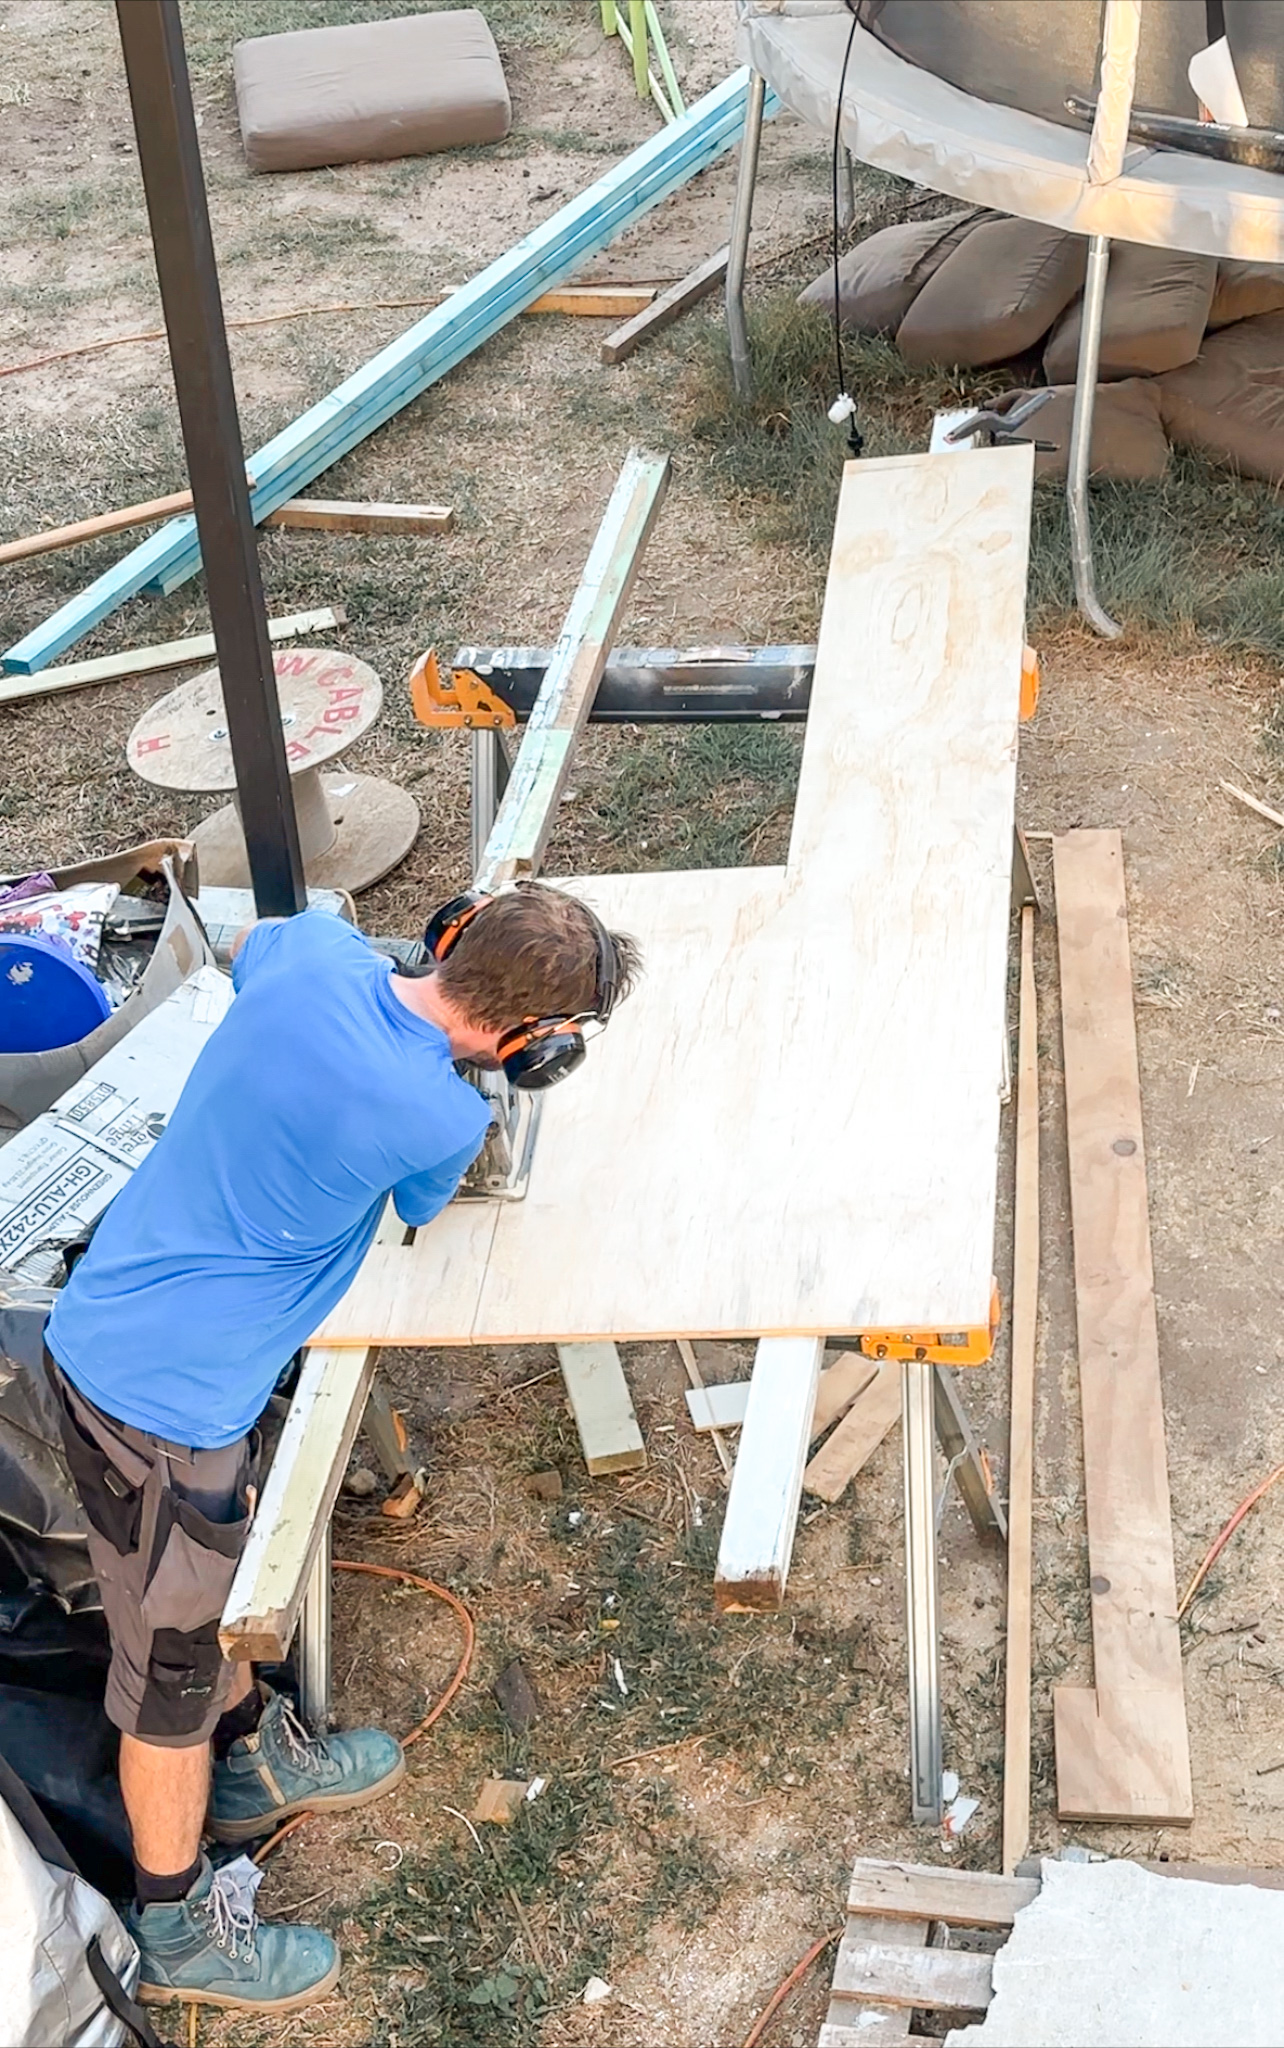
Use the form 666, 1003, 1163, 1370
277, 1697, 340, 1780
202, 1865, 260, 1964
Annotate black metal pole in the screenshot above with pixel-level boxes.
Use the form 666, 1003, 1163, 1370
115, 0, 305, 917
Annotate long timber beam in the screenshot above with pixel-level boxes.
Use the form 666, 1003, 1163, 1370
6, 70, 773, 676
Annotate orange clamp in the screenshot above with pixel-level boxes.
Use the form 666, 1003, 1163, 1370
409, 648, 516, 730
1020, 646, 1040, 721
858, 1279, 1001, 1368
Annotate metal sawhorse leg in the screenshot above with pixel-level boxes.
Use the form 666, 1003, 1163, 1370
904, 1360, 1007, 1822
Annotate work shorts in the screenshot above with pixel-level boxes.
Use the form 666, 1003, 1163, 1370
47, 1354, 259, 1749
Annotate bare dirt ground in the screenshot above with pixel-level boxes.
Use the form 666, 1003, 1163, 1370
4, 4, 1284, 2046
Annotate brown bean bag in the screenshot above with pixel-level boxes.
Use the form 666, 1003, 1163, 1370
1157, 312, 1284, 484
234, 9, 511, 175
1207, 260, 1284, 331
993, 381, 1170, 482
797, 209, 987, 334
896, 216, 1087, 368
1043, 244, 1217, 382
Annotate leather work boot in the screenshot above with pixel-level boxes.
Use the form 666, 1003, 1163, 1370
209, 1684, 405, 1844
129, 1856, 340, 2013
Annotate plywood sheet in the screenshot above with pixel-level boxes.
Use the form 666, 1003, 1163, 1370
313, 449, 1032, 1348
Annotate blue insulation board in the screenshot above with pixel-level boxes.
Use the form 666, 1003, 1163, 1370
5, 69, 774, 674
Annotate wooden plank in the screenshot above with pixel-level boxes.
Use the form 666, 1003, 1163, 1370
221, 1206, 491, 1657
601, 246, 729, 363
0, 605, 345, 708
685, 1379, 750, 1431
1051, 829, 1192, 1825
4, 72, 769, 674
0, 488, 198, 565
683, 1351, 875, 1436
558, 1341, 646, 1475
819, 2025, 917, 2048
530, 285, 657, 316
476, 449, 670, 890
813, 1350, 880, 1436
714, 1336, 824, 1612
824, 1911, 926, 2045
1054, 1684, 1194, 1825
312, 451, 1032, 1349
803, 1362, 902, 1502
1003, 903, 1040, 1875
831, 1937, 992, 2012
264, 499, 453, 535
676, 1337, 734, 1477
219, 1343, 377, 1662
846, 1860, 1039, 1929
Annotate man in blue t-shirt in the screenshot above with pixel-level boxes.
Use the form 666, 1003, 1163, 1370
46, 884, 637, 2014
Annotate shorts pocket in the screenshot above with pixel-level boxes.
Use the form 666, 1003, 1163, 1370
52, 1385, 144, 1558
141, 1494, 251, 1638
137, 1622, 225, 1740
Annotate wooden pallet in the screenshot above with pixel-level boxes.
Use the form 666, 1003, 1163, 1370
819, 1860, 1037, 2045
819, 1856, 1284, 2043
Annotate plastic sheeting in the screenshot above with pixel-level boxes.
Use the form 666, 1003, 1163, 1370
0, 1755, 141, 2048
736, 3, 1284, 261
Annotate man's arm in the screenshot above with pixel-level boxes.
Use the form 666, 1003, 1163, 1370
392, 1137, 486, 1229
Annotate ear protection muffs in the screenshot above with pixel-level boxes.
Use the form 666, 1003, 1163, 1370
423, 889, 619, 1091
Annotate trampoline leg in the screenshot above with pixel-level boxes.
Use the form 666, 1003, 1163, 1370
1066, 234, 1122, 640
725, 69, 766, 401
837, 145, 856, 232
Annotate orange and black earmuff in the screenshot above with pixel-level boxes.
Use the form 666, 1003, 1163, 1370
423, 891, 619, 1092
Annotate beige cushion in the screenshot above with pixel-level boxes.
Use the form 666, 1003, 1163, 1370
233, 9, 511, 175
1158, 312, 1284, 485
1043, 244, 1216, 382
798, 210, 987, 334
896, 217, 1086, 369
993, 381, 1170, 483
1207, 260, 1284, 331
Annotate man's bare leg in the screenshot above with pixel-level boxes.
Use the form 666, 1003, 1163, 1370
121, 1660, 253, 1876
120, 1734, 209, 1878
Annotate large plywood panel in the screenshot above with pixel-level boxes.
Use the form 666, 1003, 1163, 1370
313, 449, 1032, 1348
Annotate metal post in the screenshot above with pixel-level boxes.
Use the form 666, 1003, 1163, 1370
837, 145, 856, 232
903, 1360, 942, 1822
725, 70, 767, 401
297, 1521, 332, 1731
469, 728, 509, 879
114, 0, 305, 917
933, 1365, 1008, 1542
1066, 234, 1123, 640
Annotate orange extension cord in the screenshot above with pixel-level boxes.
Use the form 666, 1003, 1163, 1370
1177, 1461, 1284, 1622
252, 1560, 475, 1866
739, 1930, 840, 2048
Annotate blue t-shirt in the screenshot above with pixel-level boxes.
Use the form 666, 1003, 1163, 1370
46, 912, 490, 1447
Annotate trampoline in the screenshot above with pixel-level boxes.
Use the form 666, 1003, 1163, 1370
725, 0, 1284, 633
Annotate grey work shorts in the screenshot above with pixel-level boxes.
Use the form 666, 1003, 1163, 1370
47, 1355, 259, 1749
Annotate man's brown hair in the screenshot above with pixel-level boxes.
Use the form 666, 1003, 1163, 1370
436, 883, 641, 1032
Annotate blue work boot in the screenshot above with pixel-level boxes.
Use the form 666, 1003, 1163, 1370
130, 1856, 340, 2013
209, 1684, 405, 1844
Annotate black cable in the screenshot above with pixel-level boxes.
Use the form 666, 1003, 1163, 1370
831, 2, 864, 457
